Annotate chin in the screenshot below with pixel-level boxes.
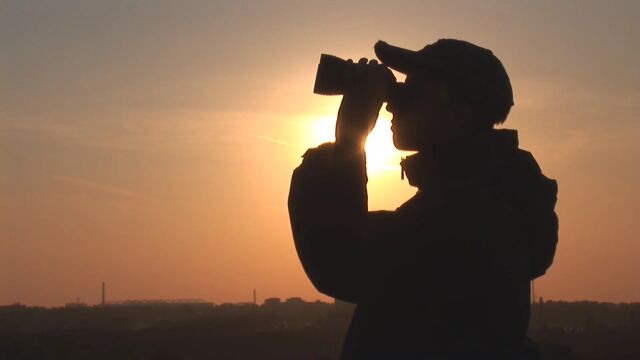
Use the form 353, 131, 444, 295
393, 132, 419, 151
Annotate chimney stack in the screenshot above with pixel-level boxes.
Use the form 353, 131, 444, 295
101, 281, 106, 306
530, 280, 535, 304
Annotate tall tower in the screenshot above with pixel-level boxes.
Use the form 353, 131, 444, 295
253, 289, 256, 305
530, 280, 535, 304
101, 281, 106, 306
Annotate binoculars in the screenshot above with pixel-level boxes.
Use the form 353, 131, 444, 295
313, 54, 396, 99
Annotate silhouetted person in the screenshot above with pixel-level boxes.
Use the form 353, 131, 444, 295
289, 39, 558, 359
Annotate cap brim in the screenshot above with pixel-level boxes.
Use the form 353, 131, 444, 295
374, 41, 420, 74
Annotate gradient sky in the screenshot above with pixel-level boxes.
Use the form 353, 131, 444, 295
1, 1, 639, 307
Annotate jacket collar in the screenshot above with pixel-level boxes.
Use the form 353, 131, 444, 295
400, 129, 519, 189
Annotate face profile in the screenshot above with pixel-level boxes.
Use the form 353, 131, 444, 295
388, 73, 452, 150
388, 72, 476, 151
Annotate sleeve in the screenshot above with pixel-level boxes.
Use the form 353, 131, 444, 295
287, 142, 395, 303
510, 150, 559, 280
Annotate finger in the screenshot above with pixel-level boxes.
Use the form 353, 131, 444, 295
354, 62, 366, 97
344, 59, 355, 92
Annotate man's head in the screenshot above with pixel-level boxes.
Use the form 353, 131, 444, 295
375, 39, 513, 150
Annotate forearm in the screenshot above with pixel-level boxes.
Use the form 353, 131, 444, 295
289, 58, 393, 300
288, 142, 369, 301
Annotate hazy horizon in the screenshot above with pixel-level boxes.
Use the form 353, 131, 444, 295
2, 0, 639, 307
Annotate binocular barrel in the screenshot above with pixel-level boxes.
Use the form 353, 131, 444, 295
313, 54, 349, 96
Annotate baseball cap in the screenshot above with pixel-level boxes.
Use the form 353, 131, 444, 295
374, 39, 514, 126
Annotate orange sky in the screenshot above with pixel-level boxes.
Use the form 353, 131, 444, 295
1, 1, 639, 306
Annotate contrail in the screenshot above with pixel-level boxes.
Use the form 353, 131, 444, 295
253, 135, 290, 147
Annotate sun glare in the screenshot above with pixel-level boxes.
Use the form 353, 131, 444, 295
310, 115, 335, 145
309, 114, 406, 176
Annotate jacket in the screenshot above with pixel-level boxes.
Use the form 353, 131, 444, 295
288, 129, 558, 359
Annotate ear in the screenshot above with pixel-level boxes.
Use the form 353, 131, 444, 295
450, 103, 474, 130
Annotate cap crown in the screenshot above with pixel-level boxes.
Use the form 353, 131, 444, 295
376, 39, 514, 127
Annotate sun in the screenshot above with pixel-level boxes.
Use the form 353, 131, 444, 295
308, 112, 408, 176
364, 117, 403, 174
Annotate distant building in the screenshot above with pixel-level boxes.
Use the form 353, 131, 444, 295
65, 302, 88, 308
65, 297, 88, 308
285, 297, 305, 305
0, 303, 26, 311
263, 297, 282, 306
104, 299, 214, 310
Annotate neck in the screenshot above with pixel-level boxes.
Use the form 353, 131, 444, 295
401, 128, 517, 189
417, 128, 492, 154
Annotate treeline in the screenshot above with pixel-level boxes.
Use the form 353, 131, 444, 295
0, 301, 639, 359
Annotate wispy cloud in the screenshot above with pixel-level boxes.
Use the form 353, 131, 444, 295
52, 175, 140, 198
252, 135, 290, 147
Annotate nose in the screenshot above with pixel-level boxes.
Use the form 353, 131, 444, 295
386, 103, 394, 113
